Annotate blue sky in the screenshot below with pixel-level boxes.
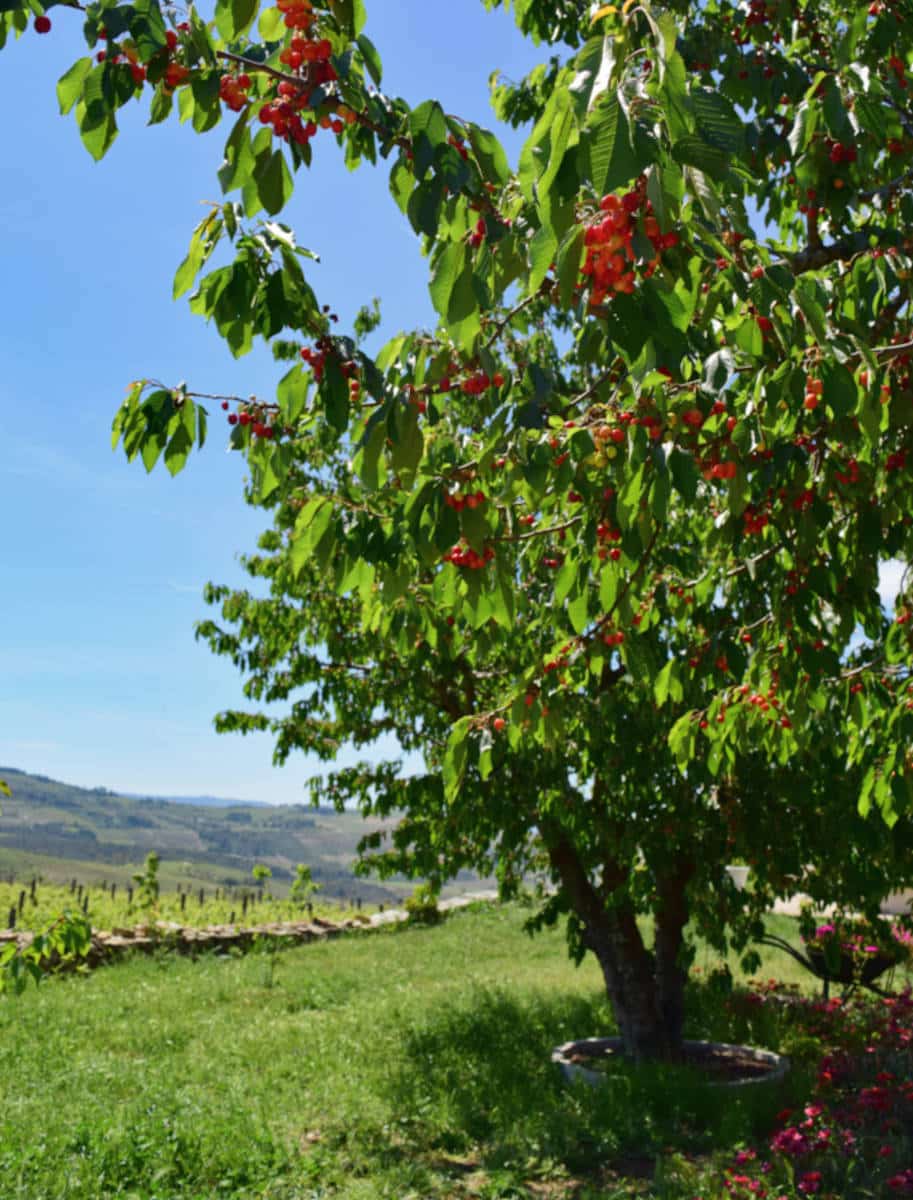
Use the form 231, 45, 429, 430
0, 1, 545, 803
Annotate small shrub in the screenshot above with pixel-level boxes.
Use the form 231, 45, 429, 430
404, 882, 441, 925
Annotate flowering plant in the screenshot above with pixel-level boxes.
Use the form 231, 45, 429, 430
801, 916, 912, 986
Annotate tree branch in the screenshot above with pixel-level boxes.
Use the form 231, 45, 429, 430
789, 228, 895, 275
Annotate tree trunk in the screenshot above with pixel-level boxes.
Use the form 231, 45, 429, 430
546, 832, 694, 1062
653, 860, 695, 1054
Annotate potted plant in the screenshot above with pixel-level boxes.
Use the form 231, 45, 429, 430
801, 917, 912, 989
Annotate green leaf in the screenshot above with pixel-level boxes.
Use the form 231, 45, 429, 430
164, 418, 194, 476
654, 660, 682, 707
57, 58, 92, 116
278, 363, 309, 422
586, 95, 639, 197
528, 224, 558, 294
599, 561, 619, 610
389, 157, 414, 214
357, 33, 382, 86
443, 716, 473, 802
556, 226, 584, 308
616, 462, 645, 531
291, 497, 334, 577
568, 590, 589, 634
391, 401, 424, 484
788, 100, 818, 157
691, 89, 744, 155
173, 243, 203, 301
668, 448, 698, 502
76, 98, 117, 161
854, 93, 887, 140
734, 316, 764, 357
668, 712, 697, 769
671, 136, 729, 181
409, 99, 448, 179
555, 559, 577, 606
683, 164, 722, 225
253, 149, 293, 216
323, 359, 350, 434
148, 86, 174, 126
819, 360, 857, 418
214, 0, 259, 40
429, 241, 466, 321
793, 279, 829, 345
191, 71, 222, 133
258, 4, 284, 38
406, 175, 444, 237
467, 123, 510, 185
537, 90, 577, 203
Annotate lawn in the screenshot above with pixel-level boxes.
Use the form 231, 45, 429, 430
0, 902, 910, 1198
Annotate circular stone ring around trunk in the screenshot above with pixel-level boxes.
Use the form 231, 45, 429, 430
552, 1037, 790, 1090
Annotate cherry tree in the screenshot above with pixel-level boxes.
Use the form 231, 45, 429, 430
6, 0, 913, 1056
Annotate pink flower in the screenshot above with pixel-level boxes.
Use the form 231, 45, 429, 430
772, 1127, 810, 1156
797, 1170, 822, 1194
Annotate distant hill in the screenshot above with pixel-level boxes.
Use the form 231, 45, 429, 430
123, 791, 270, 808
0, 766, 413, 901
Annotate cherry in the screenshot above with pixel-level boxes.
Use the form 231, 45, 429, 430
34, 14, 51, 33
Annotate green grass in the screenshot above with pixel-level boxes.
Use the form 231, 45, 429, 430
0, 902, 865, 1200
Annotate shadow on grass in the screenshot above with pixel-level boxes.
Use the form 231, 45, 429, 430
377, 984, 811, 1183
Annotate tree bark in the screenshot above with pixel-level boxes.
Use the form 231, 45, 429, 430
653, 858, 695, 1053
545, 831, 692, 1061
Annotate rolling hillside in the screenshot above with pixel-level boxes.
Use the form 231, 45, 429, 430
0, 767, 418, 901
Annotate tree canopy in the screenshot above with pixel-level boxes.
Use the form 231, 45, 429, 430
6, 0, 913, 1055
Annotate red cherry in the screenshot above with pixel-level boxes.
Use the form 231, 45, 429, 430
492, 717, 506, 732
34, 14, 51, 33
221, 401, 229, 411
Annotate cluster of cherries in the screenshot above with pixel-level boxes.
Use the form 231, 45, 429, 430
219, 72, 251, 112
300, 343, 328, 382
277, 0, 316, 29
742, 504, 771, 536
825, 139, 858, 166
803, 376, 824, 411
299, 341, 361, 401
443, 491, 486, 511
580, 184, 679, 307
834, 457, 861, 487
224, 401, 278, 439
596, 524, 622, 562
437, 370, 505, 396
443, 541, 495, 569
